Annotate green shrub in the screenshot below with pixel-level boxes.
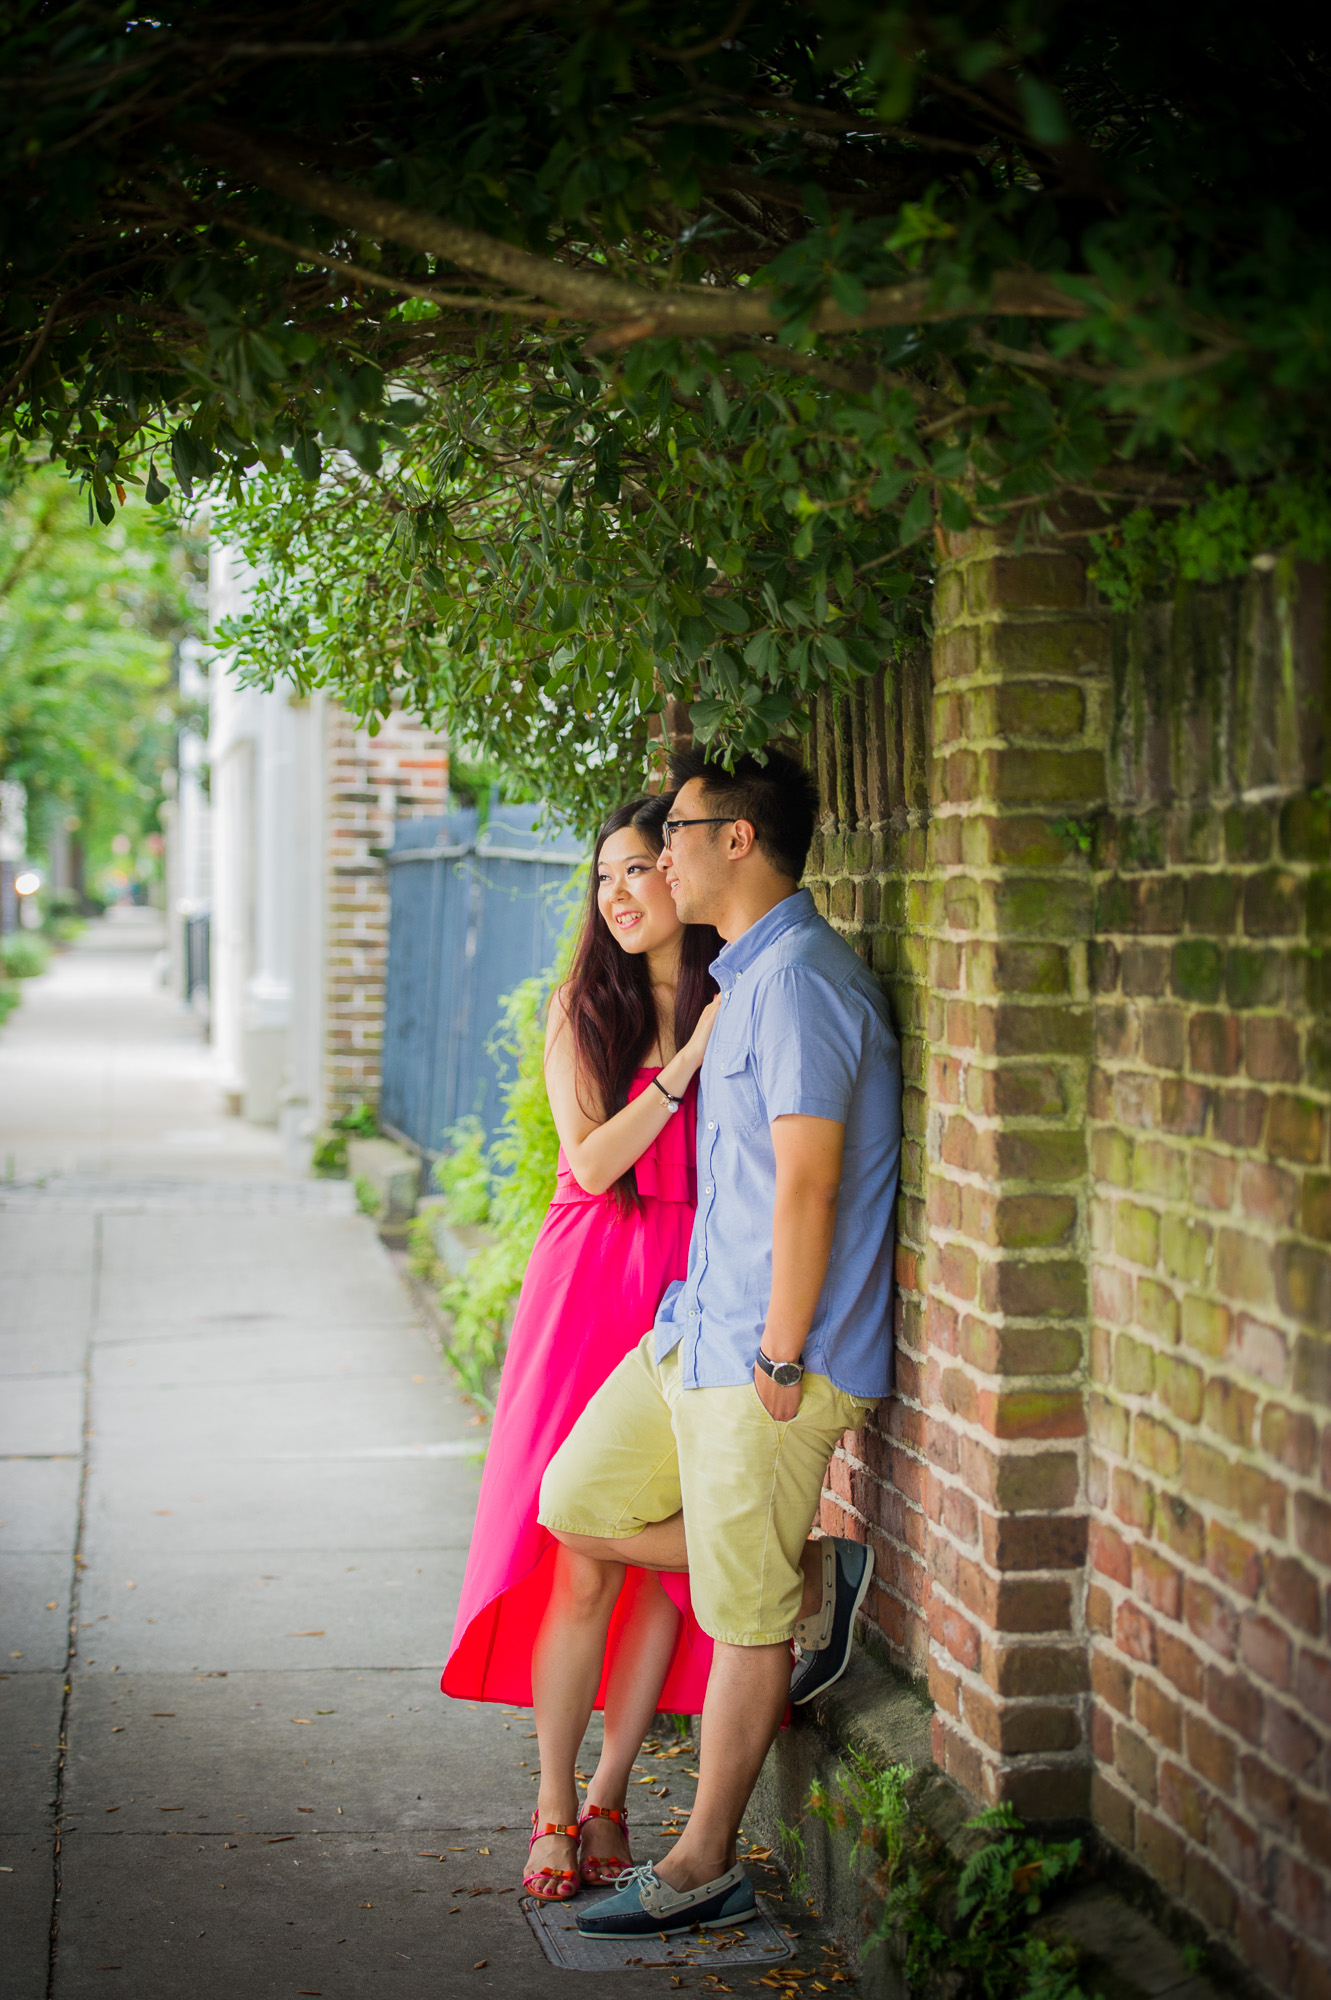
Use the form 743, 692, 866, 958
434, 890, 577, 1407
0, 984, 19, 1027
310, 1098, 378, 1178
1, 933, 48, 979
353, 1174, 380, 1218
430, 1116, 491, 1226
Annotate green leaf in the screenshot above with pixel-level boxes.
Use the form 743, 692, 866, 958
898, 484, 933, 546
293, 434, 323, 483
144, 460, 169, 505
1017, 75, 1071, 146
829, 271, 869, 318
704, 594, 750, 634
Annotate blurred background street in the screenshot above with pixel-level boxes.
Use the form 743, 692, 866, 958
0, 919, 698, 1999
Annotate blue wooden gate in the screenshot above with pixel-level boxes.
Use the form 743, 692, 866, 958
379, 805, 583, 1156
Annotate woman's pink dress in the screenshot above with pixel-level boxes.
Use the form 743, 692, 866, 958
441, 1070, 712, 1709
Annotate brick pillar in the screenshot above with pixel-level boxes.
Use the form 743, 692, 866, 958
324, 704, 449, 1119
923, 532, 1110, 1815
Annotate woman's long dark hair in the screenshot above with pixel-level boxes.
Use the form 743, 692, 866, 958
561, 794, 721, 1209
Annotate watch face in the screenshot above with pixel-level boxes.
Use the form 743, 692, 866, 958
773, 1362, 802, 1387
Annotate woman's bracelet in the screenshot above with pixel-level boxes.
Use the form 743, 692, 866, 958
652, 1077, 684, 1113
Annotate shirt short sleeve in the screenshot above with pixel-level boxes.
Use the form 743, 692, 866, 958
748, 966, 862, 1124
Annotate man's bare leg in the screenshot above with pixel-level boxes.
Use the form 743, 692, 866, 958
655, 1638, 791, 1889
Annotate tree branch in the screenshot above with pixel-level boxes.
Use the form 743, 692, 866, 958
188, 121, 1085, 341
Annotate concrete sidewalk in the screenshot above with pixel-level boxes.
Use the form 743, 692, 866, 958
0, 921, 742, 1999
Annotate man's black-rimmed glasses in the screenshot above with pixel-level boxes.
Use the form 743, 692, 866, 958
660, 816, 734, 848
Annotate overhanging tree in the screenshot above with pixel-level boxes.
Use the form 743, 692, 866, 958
3, 1, 1329, 818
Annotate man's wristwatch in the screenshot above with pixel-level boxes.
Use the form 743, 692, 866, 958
755, 1349, 805, 1388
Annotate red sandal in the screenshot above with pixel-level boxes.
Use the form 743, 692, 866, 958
522, 1811, 580, 1902
577, 1802, 633, 1887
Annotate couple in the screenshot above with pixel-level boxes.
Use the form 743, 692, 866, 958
442, 748, 902, 1940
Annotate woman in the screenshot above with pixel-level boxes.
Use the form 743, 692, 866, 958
441, 795, 722, 1901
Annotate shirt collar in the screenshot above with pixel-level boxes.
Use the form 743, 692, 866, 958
711, 887, 816, 987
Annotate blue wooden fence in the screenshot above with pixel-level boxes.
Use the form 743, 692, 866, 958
378, 804, 584, 1157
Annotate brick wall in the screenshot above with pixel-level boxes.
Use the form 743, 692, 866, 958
803, 541, 1331, 1996
1085, 568, 1330, 1995
324, 704, 449, 1117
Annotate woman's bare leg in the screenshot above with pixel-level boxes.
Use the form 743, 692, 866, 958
528, 1544, 625, 1890
581, 1573, 683, 1871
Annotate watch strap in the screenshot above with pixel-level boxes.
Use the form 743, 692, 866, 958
756, 1349, 805, 1384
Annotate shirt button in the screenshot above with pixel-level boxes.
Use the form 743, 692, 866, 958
704, 1183, 714, 1195
707, 1121, 716, 1130
688, 1308, 698, 1319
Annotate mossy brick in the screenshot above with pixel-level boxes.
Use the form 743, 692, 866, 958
980, 1387, 1085, 1440
1141, 1004, 1185, 1070
970, 813, 1069, 869
935, 626, 981, 682
1305, 944, 1331, 1016
1133, 1411, 1181, 1478
1156, 1353, 1203, 1424
985, 747, 1105, 807
991, 1128, 1086, 1182
1302, 1174, 1331, 1241
1089, 1394, 1129, 1456
1090, 939, 1120, 992
1093, 1129, 1134, 1187
1132, 1141, 1187, 1202
1114, 1332, 1156, 1396
1277, 1242, 1331, 1324
988, 1196, 1080, 1254
1260, 1400, 1317, 1474
1226, 945, 1286, 1010
976, 1001, 1092, 1057
1115, 1200, 1161, 1268
1224, 804, 1272, 863
1279, 791, 1331, 861
971, 551, 1086, 611
982, 1255, 1085, 1319
1309, 873, 1331, 941
962, 1438, 1081, 1512
848, 826, 873, 872
1157, 1492, 1205, 1564
944, 878, 980, 931
1181, 1294, 1229, 1359
1170, 808, 1221, 867
1162, 1215, 1211, 1285
1112, 1463, 1156, 1532
1172, 940, 1223, 1003
1120, 813, 1167, 872
1266, 1093, 1326, 1165
1204, 1375, 1257, 1452
1122, 945, 1169, 1002
829, 876, 856, 921
988, 616, 1109, 676
1212, 1086, 1266, 1148
1243, 870, 1301, 937
1244, 1014, 1300, 1082
1136, 1276, 1180, 1343
1096, 877, 1138, 933
982, 941, 1070, 995
992, 681, 1086, 739
994, 877, 1092, 938
1185, 872, 1238, 934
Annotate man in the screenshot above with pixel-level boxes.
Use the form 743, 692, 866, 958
537, 747, 901, 1938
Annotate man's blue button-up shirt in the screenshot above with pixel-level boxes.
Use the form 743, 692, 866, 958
653, 888, 902, 1402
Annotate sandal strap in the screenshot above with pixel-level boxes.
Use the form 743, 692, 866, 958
579, 1802, 629, 1830
528, 1812, 579, 1846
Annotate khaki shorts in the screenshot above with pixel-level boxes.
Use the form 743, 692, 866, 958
537, 1333, 874, 1646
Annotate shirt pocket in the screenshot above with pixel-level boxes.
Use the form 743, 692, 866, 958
719, 1042, 765, 1136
